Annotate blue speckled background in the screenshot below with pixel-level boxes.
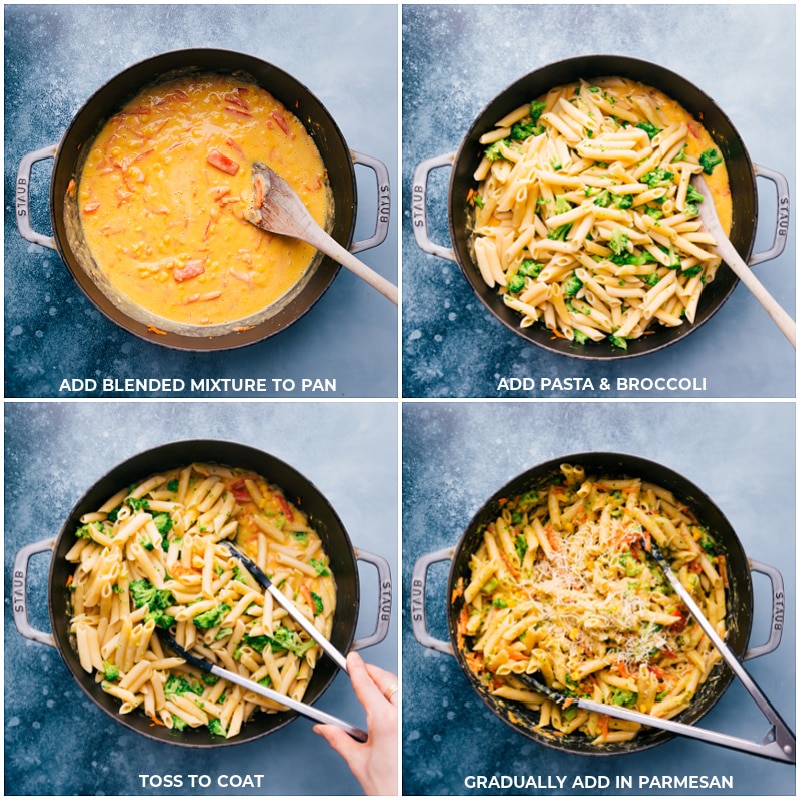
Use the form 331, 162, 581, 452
5, 402, 398, 796
401, 4, 796, 399
4, 4, 398, 399
402, 401, 795, 795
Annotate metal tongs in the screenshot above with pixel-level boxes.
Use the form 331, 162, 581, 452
157, 630, 366, 741
521, 542, 795, 763
220, 540, 348, 672
156, 540, 366, 741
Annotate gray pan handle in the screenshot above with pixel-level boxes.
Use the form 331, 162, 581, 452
744, 559, 785, 660
13, 537, 57, 648
750, 164, 790, 266
16, 145, 58, 250
410, 546, 455, 655
351, 548, 392, 651
411, 152, 457, 262
350, 150, 391, 254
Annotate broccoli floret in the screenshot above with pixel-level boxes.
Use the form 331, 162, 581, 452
484, 140, 509, 162
192, 603, 232, 630
153, 513, 173, 536
609, 334, 628, 350
698, 531, 717, 554
243, 634, 270, 653
507, 273, 526, 294
593, 189, 612, 208
518, 259, 543, 278
611, 688, 638, 707
270, 626, 315, 657
167, 479, 179, 493
610, 249, 656, 268
608, 228, 629, 256
75, 522, 101, 541
309, 558, 330, 577
514, 533, 528, 562
564, 274, 583, 296
310, 592, 324, 616
698, 148, 723, 175
641, 168, 674, 189
573, 329, 589, 344
129, 579, 175, 629
103, 661, 119, 682
644, 206, 664, 221
619, 551, 642, 577
207, 718, 226, 737
510, 120, 544, 140
529, 100, 547, 121
171, 715, 188, 731
518, 490, 540, 506
644, 271, 661, 287
615, 194, 633, 210
164, 674, 204, 698
126, 497, 150, 512
553, 195, 571, 215
685, 185, 705, 205
635, 121, 660, 140
547, 223, 572, 241
671, 144, 687, 163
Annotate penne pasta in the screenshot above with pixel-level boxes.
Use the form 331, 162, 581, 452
468, 76, 732, 347
66, 463, 337, 740
456, 463, 726, 745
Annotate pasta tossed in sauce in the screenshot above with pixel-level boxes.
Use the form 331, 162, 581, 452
66, 463, 336, 739
456, 464, 727, 744
469, 77, 732, 347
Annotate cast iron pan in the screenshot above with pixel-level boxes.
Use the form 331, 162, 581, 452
444, 453, 764, 755
446, 56, 761, 358
30, 440, 365, 747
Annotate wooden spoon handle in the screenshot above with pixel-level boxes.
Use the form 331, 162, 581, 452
715, 236, 796, 348
300, 220, 398, 305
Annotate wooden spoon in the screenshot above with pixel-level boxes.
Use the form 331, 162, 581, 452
247, 162, 398, 305
692, 173, 795, 348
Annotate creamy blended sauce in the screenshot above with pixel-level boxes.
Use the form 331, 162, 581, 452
76, 74, 332, 326
637, 83, 732, 233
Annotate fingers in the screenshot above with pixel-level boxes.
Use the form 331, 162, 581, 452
313, 723, 362, 761
346, 651, 394, 709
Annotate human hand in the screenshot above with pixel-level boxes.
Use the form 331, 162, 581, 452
313, 651, 398, 796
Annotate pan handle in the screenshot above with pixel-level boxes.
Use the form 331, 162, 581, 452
349, 151, 391, 254
13, 537, 57, 648
411, 152, 457, 262
411, 546, 455, 655
743, 559, 785, 660
16, 145, 58, 250
749, 164, 790, 266
351, 548, 392, 651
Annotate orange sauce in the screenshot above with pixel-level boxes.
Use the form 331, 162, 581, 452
77, 74, 331, 326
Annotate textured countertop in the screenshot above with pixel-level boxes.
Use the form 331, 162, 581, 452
402, 400, 795, 795
5, 4, 398, 399
5, 402, 398, 796
402, 3, 796, 399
